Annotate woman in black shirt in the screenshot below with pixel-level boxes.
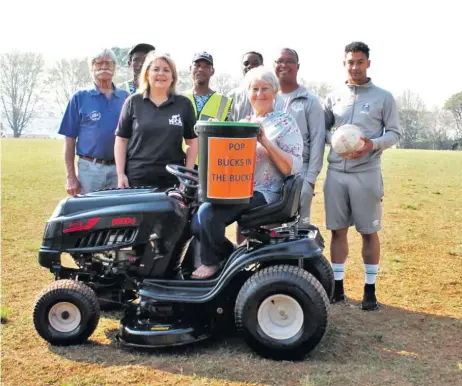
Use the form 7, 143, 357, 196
115, 52, 198, 188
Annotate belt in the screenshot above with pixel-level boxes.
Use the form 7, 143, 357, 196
79, 155, 115, 165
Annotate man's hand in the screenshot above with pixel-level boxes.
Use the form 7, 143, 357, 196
118, 174, 130, 188
344, 137, 373, 160
66, 175, 81, 196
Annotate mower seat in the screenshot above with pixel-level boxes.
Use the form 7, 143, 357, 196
238, 174, 303, 229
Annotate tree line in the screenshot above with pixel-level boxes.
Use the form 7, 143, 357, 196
1, 49, 461, 150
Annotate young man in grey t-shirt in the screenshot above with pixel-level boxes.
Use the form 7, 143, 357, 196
323, 42, 401, 310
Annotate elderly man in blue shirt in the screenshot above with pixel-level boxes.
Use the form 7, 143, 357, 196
58, 48, 129, 195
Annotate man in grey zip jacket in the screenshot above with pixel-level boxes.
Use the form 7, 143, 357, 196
323, 41, 401, 311
228, 51, 264, 122
274, 48, 325, 227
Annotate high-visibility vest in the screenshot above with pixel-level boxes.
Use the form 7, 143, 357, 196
184, 92, 232, 122
118, 81, 135, 94
183, 92, 232, 165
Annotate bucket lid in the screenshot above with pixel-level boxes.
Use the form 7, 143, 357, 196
195, 121, 260, 134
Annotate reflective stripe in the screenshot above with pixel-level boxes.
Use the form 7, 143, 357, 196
217, 96, 230, 121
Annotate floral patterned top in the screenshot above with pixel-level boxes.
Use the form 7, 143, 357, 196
246, 111, 303, 204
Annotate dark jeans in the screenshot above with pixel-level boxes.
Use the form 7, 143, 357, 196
191, 191, 267, 266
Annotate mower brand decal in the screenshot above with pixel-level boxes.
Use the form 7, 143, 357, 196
151, 326, 170, 331
63, 218, 100, 233
112, 217, 136, 226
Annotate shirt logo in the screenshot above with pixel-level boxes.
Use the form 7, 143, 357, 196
169, 114, 183, 126
290, 101, 304, 112
361, 103, 370, 114
90, 111, 101, 121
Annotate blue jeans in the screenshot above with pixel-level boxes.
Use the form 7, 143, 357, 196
192, 191, 267, 266
77, 158, 117, 194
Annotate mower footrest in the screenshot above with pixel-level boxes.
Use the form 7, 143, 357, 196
139, 281, 213, 302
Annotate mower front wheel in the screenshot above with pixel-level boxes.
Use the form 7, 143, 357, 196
235, 265, 329, 360
33, 279, 100, 346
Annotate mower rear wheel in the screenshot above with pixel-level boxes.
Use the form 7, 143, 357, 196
235, 265, 329, 360
304, 255, 334, 301
33, 279, 100, 345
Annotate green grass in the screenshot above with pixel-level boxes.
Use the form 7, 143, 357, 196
2, 139, 462, 386
1, 305, 12, 323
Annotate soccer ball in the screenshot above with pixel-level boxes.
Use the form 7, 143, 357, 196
331, 124, 365, 155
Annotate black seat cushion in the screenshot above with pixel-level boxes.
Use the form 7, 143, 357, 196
238, 174, 303, 229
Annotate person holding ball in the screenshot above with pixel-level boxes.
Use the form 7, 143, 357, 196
323, 42, 401, 310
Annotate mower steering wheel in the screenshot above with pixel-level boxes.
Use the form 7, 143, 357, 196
166, 164, 199, 188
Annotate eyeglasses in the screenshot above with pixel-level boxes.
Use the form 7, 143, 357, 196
93, 60, 115, 67
274, 59, 298, 65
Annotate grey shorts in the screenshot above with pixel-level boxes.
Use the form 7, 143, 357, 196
323, 168, 384, 234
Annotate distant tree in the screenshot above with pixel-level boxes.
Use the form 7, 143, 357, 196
111, 46, 130, 68
47, 58, 92, 113
397, 89, 426, 148
177, 70, 193, 93
443, 91, 462, 140
0, 122, 7, 138
0, 51, 45, 137
111, 46, 131, 85
300, 79, 333, 100
423, 108, 453, 150
211, 73, 239, 96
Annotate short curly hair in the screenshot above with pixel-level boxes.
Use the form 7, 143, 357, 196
242, 51, 264, 64
345, 42, 370, 58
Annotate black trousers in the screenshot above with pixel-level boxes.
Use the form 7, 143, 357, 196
191, 191, 267, 265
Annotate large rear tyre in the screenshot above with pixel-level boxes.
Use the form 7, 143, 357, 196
33, 279, 100, 345
304, 255, 334, 301
235, 265, 329, 361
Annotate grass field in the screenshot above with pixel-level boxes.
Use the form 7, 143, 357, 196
1, 139, 461, 386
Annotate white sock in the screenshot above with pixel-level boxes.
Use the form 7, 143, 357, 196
364, 264, 379, 284
331, 263, 345, 281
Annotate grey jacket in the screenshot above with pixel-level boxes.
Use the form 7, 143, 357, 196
275, 86, 325, 184
323, 79, 401, 173
228, 86, 253, 122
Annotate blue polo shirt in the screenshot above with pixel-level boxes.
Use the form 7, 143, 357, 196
58, 84, 129, 160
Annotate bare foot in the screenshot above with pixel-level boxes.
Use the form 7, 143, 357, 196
191, 264, 219, 279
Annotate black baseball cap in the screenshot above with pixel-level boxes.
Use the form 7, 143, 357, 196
129, 43, 155, 57
192, 51, 213, 65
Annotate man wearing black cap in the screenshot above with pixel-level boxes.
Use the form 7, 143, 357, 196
183, 52, 232, 123
119, 43, 155, 94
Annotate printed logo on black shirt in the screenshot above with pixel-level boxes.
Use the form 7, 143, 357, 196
169, 114, 183, 126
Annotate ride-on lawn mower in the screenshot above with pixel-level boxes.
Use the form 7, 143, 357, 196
33, 164, 333, 360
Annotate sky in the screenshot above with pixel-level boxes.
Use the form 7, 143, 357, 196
1, 0, 461, 109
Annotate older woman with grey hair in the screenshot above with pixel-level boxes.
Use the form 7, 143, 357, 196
192, 66, 303, 279
57, 47, 129, 196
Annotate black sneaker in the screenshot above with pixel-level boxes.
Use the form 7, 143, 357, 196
331, 280, 346, 303
361, 284, 379, 311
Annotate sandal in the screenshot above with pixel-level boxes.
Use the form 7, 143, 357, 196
191, 264, 221, 280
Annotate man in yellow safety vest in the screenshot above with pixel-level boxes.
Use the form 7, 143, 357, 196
184, 52, 232, 123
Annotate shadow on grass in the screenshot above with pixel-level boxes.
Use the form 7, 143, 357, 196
49, 301, 462, 386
